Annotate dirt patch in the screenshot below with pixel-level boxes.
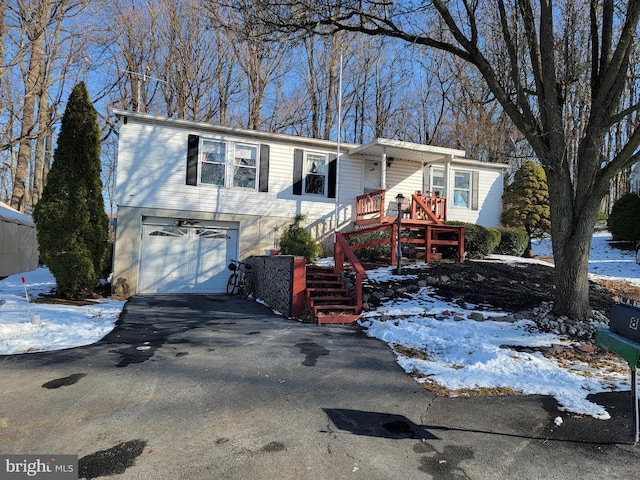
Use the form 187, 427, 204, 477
365, 259, 640, 314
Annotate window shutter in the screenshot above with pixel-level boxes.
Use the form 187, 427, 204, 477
328, 155, 337, 198
472, 171, 479, 210
259, 144, 270, 192
186, 134, 199, 186
293, 149, 303, 195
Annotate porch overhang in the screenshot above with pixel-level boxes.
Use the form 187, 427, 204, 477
348, 138, 466, 164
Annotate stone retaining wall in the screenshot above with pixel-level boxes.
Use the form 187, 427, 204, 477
245, 255, 305, 317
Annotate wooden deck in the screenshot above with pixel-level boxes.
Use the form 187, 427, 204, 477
353, 190, 464, 263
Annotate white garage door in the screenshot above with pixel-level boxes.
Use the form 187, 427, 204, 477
139, 219, 238, 294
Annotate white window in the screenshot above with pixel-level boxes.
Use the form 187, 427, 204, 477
201, 140, 226, 186
431, 167, 446, 197
304, 152, 328, 195
200, 139, 259, 190
453, 171, 471, 208
233, 144, 258, 188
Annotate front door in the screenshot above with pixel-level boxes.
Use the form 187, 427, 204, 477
364, 159, 382, 193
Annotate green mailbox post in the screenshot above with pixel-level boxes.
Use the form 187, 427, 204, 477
595, 327, 640, 445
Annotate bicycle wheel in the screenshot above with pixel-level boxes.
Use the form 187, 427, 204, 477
226, 273, 238, 295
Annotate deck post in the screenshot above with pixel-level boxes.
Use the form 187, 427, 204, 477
395, 193, 404, 274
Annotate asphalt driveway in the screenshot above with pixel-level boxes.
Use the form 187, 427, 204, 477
0, 295, 638, 479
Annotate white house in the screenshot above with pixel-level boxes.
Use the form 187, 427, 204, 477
111, 110, 507, 295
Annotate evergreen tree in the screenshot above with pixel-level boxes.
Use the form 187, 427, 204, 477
502, 160, 551, 257
607, 193, 640, 241
33, 82, 110, 299
278, 214, 322, 262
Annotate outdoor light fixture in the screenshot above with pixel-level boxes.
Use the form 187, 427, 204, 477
396, 193, 404, 274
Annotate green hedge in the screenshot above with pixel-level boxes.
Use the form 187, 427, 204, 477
444, 221, 494, 258
495, 228, 529, 256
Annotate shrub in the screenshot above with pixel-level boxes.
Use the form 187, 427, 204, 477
346, 229, 391, 263
445, 221, 493, 258
487, 228, 502, 254
607, 193, 640, 241
495, 228, 529, 256
278, 214, 322, 262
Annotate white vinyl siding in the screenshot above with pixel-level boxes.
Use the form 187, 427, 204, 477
115, 121, 348, 223
384, 160, 422, 216
447, 167, 504, 227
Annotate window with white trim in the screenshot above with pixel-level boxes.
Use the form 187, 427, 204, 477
233, 144, 258, 188
453, 171, 471, 207
304, 152, 328, 195
201, 139, 226, 186
200, 139, 259, 190
431, 167, 445, 197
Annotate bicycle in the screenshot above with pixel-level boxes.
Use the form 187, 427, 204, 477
226, 259, 253, 298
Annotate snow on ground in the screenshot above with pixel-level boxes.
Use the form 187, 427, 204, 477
0, 268, 125, 355
0, 231, 637, 419
359, 231, 638, 420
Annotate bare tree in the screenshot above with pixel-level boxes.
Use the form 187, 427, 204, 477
242, 0, 640, 319
10, 0, 51, 212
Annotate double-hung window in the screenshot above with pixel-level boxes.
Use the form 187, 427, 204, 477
431, 167, 446, 197
201, 139, 226, 186
453, 171, 471, 208
233, 144, 258, 189
200, 139, 259, 190
304, 152, 328, 195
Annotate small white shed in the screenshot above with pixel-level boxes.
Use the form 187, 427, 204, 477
0, 202, 39, 277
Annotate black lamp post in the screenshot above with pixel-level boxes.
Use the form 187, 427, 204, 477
396, 193, 404, 274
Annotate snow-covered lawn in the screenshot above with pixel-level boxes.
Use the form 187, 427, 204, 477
0, 268, 125, 355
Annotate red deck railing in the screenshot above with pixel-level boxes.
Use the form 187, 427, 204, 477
350, 189, 464, 264
334, 231, 368, 312
355, 189, 386, 225
356, 189, 446, 225
411, 191, 446, 223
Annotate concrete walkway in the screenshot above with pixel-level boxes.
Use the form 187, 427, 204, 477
0, 295, 638, 479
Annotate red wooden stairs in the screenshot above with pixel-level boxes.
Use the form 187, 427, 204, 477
305, 265, 361, 325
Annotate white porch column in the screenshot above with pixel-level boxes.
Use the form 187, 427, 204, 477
381, 147, 387, 191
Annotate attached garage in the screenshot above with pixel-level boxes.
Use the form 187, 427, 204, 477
138, 217, 238, 294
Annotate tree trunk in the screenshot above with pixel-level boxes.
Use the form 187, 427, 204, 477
33, 101, 49, 206
11, 1, 49, 212
551, 224, 593, 318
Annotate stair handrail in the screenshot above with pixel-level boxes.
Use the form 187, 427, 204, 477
412, 192, 444, 224
334, 231, 368, 313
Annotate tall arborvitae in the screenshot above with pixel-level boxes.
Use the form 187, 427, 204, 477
33, 82, 109, 299
502, 160, 551, 258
